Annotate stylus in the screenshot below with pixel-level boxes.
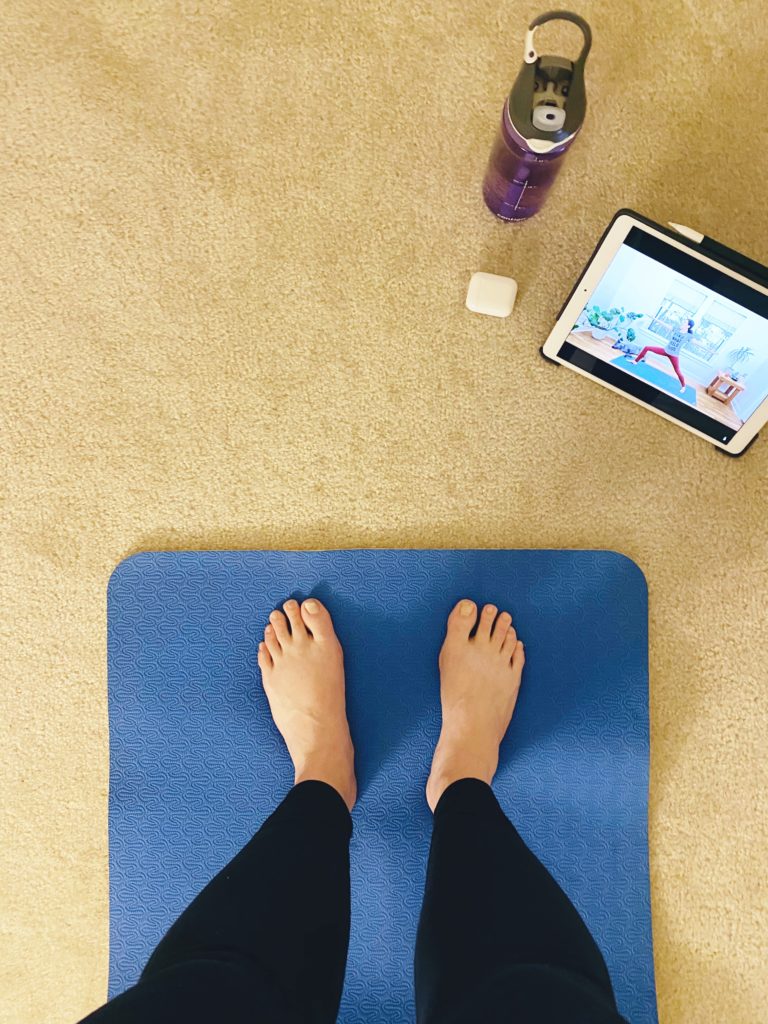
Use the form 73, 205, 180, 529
669, 222, 768, 285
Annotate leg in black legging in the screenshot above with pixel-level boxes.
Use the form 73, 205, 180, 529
414, 779, 626, 1024
78, 781, 352, 1024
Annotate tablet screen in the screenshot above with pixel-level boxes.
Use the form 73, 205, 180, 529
556, 227, 768, 444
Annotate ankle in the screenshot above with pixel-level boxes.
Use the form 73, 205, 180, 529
427, 731, 498, 811
294, 745, 356, 811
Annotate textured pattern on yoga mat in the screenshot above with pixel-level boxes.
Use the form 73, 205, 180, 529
107, 549, 656, 1023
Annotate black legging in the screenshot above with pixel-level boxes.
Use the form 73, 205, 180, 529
79, 779, 628, 1024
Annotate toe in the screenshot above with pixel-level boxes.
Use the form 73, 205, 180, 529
269, 609, 291, 646
446, 599, 477, 640
283, 599, 307, 639
475, 604, 497, 641
264, 624, 282, 660
511, 639, 525, 678
300, 598, 336, 642
501, 625, 518, 658
257, 640, 273, 672
492, 611, 512, 650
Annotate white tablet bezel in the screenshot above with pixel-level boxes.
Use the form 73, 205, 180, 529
541, 211, 768, 455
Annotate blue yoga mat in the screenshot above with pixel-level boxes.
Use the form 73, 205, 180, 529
611, 353, 696, 403
107, 549, 657, 1023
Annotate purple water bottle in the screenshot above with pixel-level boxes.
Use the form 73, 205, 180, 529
483, 10, 592, 221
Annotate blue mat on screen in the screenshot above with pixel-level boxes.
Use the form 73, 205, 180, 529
611, 354, 695, 403
107, 549, 657, 1024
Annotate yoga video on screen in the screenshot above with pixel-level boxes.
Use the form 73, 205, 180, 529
564, 231, 768, 438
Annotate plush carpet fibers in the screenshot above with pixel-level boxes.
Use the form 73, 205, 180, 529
1, 2, 767, 1022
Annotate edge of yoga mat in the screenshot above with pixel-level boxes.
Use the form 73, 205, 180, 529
107, 549, 657, 1023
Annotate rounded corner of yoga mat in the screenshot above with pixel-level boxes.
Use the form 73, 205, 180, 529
107, 548, 657, 1022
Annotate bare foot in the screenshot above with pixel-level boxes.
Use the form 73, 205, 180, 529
426, 600, 525, 812
257, 598, 356, 810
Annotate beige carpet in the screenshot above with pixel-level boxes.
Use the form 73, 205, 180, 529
2, 2, 767, 1021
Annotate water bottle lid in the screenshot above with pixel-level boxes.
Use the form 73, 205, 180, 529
507, 11, 592, 153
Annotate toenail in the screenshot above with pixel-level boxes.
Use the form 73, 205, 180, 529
460, 600, 474, 616
265, 625, 273, 633
305, 600, 319, 613
485, 605, 496, 615
285, 600, 298, 608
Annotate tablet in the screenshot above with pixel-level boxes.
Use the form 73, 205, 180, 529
541, 209, 768, 455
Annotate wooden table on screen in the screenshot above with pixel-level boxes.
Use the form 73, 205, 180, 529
706, 372, 746, 407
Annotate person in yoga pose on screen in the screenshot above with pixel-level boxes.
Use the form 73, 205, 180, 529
633, 316, 694, 393
79, 598, 629, 1024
